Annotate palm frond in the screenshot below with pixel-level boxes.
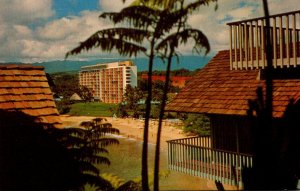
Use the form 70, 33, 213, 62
81, 174, 114, 191
185, 0, 217, 13
47, 128, 87, 146
70, 146, 109, 159
66, 28, 149, 59
47, 127, 85, 137
100, 28, 152, 43
92, 124, 120, 134
142, 0, 178, 9
66, 38, 146, 58
61, 135, 86, 148
78, 161, 100, 175
146, 0, 217, 10
62, 127, 87, 136
156, 28, 210, 55
80, 121, 94, 129
89, 138, 120, 147
100, 6, 160, 29
83, 155, 111, 165
91, 147, 109, 155
155, 0, 217, 36
92, 117, 106, 125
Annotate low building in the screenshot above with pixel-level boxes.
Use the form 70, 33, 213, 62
79, 61, 137, 103
69, 93, 82, 102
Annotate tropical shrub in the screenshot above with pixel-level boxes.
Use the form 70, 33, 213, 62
182, 114, 210, 136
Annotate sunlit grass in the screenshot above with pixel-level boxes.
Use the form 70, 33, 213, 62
68, 102, 117, 117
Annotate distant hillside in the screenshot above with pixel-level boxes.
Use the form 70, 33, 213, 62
29, 56, 211, 74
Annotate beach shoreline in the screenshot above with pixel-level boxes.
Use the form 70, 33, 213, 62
60, 115, 189, 149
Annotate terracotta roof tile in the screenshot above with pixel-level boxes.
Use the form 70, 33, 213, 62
0, 64, 61, 128
166, 50, 300, 118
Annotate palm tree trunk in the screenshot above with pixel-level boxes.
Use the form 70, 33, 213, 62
153, 47, 174, 191
142, 39, 156, 191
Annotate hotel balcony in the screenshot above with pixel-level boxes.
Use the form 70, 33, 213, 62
167, 136, 253, 187
228, 10, 300, 70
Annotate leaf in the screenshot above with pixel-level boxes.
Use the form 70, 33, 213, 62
156, 28, 210, 55
66, 28, 149, 59
100, 6, 160, 29
80, 121, 94, 129
100, 173, 125, 189
89, 138, 120, 147
81, 174, 114, 191
83, 155, 111, 166
78, 160, 100, 175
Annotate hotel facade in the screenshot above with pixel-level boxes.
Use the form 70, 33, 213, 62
79, 61, 137, 103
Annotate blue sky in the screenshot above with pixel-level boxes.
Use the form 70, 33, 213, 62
53, 0, 99, 18
0, 0, 299, 63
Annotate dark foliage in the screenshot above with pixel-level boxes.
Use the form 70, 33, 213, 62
0, 109, 128, 191
123, 85, 144, 118
50, 72, 92, 101
55, 99, 72, 114
115, 180, 141, 191
244, 87, 300, 190
0, 110, 82, 191
50, 72, 79, 99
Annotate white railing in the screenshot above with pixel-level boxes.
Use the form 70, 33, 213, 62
228, 10, 300, 70
167, 136, 253, 187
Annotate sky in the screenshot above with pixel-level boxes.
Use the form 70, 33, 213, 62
0, 0, 300, 63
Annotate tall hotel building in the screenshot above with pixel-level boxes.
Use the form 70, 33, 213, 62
79, 61, 137, 103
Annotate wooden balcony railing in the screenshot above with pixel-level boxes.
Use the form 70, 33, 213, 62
167, 136, 253, 187
228, 10, 300, 70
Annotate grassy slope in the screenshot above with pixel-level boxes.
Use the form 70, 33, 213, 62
68, 102, 117, 117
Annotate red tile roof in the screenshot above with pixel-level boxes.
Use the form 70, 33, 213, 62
141, 74, 192, 88
0, 64, 62, 128
166, 50, 300, 118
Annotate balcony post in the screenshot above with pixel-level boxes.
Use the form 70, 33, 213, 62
293, 13, 297, 66
244, 23, 249, 69
261, 19, 265, 68
256, 21, 259, 68
286, 15, 290, 67
234, 25, 238, 69
230, 25, 233, 70
280, 16, 284, 67
239, 24, 243, 69
250, 22, 254, 69
273, 17, 277, 68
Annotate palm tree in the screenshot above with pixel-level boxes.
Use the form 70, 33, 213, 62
66, 1, 216, 190
151, 0, 215, 190
65, 5, 182, 190
123, 4, 214, 191
49, 117, 119, 190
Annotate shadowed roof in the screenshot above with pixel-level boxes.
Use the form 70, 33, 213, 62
0, 64, 62, 128
166, 50, 300, 118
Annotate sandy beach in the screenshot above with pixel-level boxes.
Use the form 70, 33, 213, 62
60, 115, 189, 149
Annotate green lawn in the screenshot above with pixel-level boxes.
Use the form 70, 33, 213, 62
68, 102, 117, 117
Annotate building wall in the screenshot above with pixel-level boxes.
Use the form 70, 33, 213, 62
79, 61, 137, 104
210, 114, 253, 154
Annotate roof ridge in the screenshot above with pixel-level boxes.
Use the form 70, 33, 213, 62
0, 64, 44, 70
